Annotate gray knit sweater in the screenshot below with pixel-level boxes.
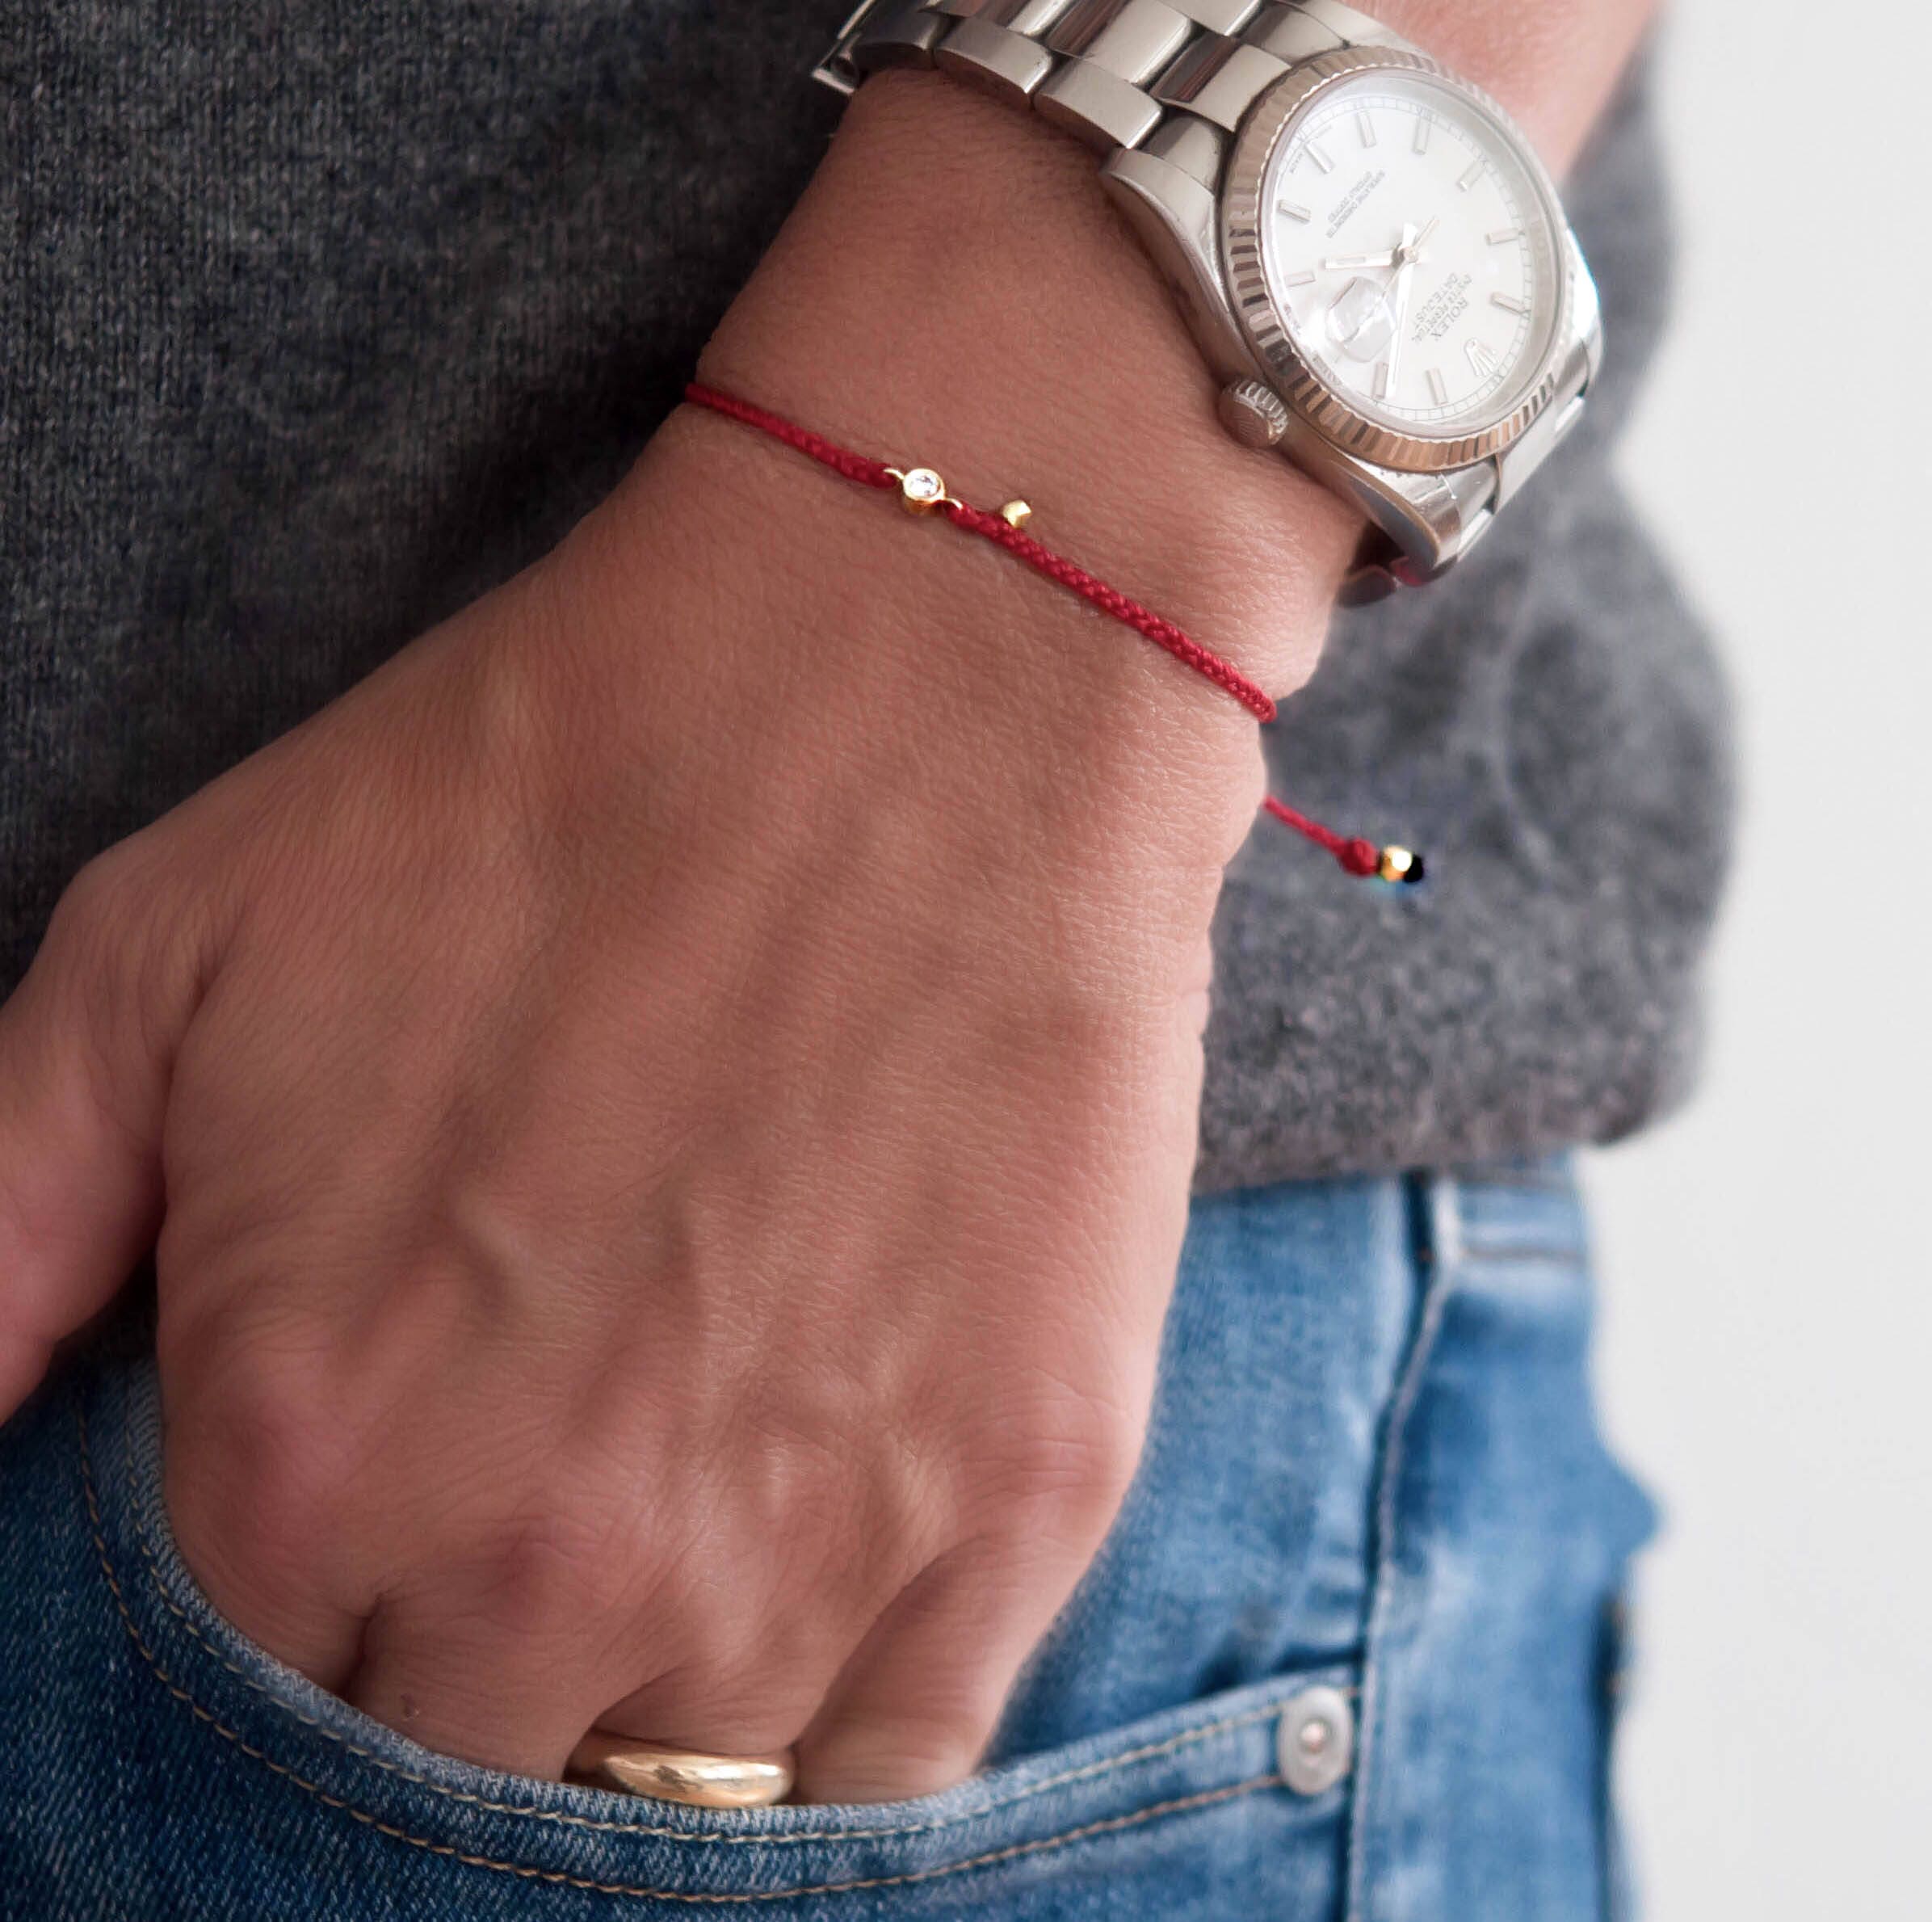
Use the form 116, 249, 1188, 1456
0, 2, 1731, 1188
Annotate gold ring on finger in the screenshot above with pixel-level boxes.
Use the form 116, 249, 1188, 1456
567, 1733, 796, 1809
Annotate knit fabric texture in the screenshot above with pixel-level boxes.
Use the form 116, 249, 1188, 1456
0, 2, 1732, 1189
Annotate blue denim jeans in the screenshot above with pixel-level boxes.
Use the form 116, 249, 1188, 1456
0, 1161, 1653, 1920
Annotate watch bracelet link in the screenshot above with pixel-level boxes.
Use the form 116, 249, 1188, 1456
815, 2, 1407, 187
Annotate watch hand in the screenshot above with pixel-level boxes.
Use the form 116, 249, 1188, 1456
1382, 223, 1421, 396
1325, 212, 1440, 280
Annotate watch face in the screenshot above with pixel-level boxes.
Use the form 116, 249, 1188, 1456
1255, 68, 1565, 440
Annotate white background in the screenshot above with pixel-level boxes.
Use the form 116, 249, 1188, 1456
1597, 1, 1931, 1915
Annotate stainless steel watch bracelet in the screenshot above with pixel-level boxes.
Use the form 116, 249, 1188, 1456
817, 1, 1403, 191
813, 1, 1599, 591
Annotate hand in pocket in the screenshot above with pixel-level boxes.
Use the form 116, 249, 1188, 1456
0, 405, 1262, 1804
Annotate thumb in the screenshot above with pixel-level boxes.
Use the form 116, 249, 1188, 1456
0, 838, 203, 1421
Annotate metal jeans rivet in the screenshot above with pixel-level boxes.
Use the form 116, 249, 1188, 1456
1277, 1685, 1354, 1796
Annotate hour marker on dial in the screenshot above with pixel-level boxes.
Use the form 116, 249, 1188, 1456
1256, 73, 1559, 431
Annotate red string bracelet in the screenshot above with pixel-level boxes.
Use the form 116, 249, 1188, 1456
685, 381, 1423, 886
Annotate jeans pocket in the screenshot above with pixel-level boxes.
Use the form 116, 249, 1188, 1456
78, 1352, 1355, 1919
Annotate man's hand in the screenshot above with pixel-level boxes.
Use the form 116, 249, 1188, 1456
0, 412, 1261, 1799
0, 71, 1331, 1800
0, 0, 1654, 1803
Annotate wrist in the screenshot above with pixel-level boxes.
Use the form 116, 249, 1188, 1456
531, 407, 1274, 906
691, 68, 1366, 706
523, 59, 1413, 897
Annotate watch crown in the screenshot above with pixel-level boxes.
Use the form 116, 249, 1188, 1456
1217, 378, 1291, 451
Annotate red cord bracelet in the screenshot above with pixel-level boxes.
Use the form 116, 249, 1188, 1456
685, 381, 1423, 886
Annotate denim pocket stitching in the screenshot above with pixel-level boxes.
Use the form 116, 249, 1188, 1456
89, 1392, 1298, 1860
82, 1394, 1286, 1901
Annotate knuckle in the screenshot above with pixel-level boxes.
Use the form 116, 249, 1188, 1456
43, 829, 213, 1054
52, 836, 170, 956
165, 1336, 351, 1600
469, 1502, 639, 1645
982, 1390, 1145, 1536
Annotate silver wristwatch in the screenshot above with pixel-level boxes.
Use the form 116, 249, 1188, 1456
814, 1, 1600, 595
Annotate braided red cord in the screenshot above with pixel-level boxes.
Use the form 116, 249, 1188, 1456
944, 503, 1276, 723
685, 384, 1273, 721
1262, 797, 1383, 878
684, 381, 1419, 883
681, 383, 903, 495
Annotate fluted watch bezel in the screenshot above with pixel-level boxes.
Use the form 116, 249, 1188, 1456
1220, 46, 1575, 475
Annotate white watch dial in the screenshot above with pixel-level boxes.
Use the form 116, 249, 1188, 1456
1259, 72, 1564, 435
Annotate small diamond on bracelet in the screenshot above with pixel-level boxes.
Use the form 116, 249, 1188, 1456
895, 467, 949, 515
